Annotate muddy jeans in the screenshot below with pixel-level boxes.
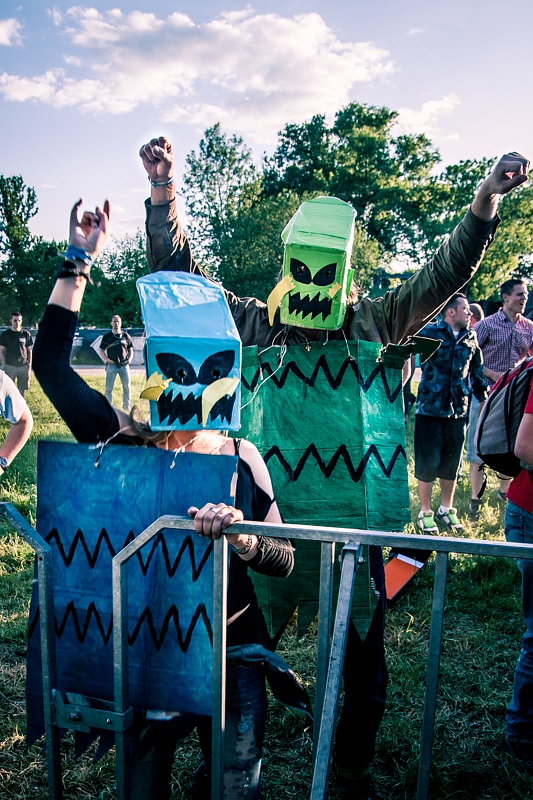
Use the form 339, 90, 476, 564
131, 664, 267, 800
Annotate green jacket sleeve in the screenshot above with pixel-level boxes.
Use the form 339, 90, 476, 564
145, 198, 499, 348
346, 209, 499, 345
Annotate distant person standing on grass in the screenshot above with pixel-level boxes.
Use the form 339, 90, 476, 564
0, 312, 33, 399
0, 369, 33, 476
98, 315, 133, 412
474, 279, 533, 503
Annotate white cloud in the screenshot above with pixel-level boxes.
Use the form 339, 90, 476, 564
47, 8, 63, 27
0, 18, 22, 46
0, 8, 395, 142
0, 69, 61, 102
396, 93, 460, 137
408, 28, 423, 36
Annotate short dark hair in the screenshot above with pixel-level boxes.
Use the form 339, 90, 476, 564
469, 302, 484, 323
10, 311, 21, 318
442, 293, 467, 315
500, 278, 526, 299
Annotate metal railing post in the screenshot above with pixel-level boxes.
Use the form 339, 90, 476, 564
211, 535, 228, 800
417, 550, 449, 800
112, 548, 130, 800
0, 502, 63, 800
312, 541, 336, 764
311, 542, 362, 800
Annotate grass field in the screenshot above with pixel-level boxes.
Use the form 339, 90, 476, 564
1, 377, 533, 799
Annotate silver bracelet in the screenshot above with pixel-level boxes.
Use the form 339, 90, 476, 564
230, 534, 254, 555
149, 176, 175, 188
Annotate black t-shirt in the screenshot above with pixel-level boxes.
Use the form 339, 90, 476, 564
0, 328, 33, 366
100, 330, 133, 367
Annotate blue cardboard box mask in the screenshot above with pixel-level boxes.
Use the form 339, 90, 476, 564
137, 273, 242, 431
267, 196, 356, 331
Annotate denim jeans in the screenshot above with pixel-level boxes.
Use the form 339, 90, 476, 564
104, 363, 131, 411
130, 664, 267, 800
505, 500, 533, 744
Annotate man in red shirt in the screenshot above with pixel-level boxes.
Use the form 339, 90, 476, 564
504, 383, 533, 768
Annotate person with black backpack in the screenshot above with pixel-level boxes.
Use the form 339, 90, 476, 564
502, 378, 533, 770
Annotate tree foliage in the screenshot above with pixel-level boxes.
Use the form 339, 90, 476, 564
183, 107, 533, 303
0, 175, 38, 258
183, 123, 258, 272
0, 238, 65, 324
81, 232, 146, 327
468, 185, 533, 300
0, 173, 64, 324
263, 103, 447, 261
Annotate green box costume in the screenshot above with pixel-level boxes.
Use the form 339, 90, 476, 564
239, 339, 409, 637
144, 193, 499, 772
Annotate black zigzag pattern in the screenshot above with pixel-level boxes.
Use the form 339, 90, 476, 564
129, 603, 213, 651
29, 602, 213, 652
46, 529, 213, 579
264, 443, 406, 483
241, 354, 402, 402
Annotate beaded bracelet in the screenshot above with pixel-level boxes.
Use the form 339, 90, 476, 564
230, 534, 254, 555
149, 176, 175, 188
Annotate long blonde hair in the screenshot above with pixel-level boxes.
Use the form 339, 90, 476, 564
129, 405, 172, 446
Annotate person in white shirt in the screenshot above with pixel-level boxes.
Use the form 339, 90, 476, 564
0, 370, 33, 475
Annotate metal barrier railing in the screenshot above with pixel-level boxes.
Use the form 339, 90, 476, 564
2, 502, 532, 800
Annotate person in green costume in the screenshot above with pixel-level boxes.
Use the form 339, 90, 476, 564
139, 136, 528, 800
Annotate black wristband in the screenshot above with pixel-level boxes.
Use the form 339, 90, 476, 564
56, 260, 93, 284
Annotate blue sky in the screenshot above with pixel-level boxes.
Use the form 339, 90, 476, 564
1, 0, 531, 244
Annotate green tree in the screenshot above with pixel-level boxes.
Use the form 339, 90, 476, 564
0, 173, 65, 323
0, 238, 65, 324
183, 122, 382, 300
184, 111, 533, 305
0, 175, 38, 258
81, 231, 147, 327
468, 184, 533, 300
214, 183, 301, 301
263, 103, 444, 261
183, 123, 258, 272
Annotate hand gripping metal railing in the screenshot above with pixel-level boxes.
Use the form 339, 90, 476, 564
3, 500, 533, 800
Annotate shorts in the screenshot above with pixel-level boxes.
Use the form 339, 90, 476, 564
414, 415, 467, 482
465, 395, 482, 464
4, 363, 30, 393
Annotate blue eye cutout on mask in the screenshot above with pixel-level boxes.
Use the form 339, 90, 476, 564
137, 273, 242, 431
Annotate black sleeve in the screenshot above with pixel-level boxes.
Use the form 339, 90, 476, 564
33, 305, 122, 444
246, 536, 294, 578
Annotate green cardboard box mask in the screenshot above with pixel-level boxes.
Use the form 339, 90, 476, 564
267, 196, 356, 330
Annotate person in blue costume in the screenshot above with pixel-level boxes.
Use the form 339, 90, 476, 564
32, 199, 309, 800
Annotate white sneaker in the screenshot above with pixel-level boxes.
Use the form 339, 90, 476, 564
418, 510, 438, 533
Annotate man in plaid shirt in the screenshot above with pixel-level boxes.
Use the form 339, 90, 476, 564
470, 279, 533, 505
